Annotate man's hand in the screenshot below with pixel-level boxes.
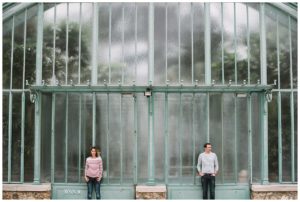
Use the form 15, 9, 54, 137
97, 177, 101, 182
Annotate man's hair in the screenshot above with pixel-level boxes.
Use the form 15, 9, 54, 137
203, 143, 211, 148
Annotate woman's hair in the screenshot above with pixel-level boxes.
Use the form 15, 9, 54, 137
90, 146, 99, 157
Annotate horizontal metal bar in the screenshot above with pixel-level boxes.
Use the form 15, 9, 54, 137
2, 89, 30, 93
29, 85, 274, 93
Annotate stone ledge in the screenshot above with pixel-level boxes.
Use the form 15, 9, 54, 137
3, 183, 51, 192
251, 184, 297, 192
136, 185, 167, 192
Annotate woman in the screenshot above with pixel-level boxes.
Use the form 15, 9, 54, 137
85, 146, 103, 199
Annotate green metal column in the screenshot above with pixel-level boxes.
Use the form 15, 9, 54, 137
204, 3, 211, 85
259, 3, 269, 185
91, 3, 98, 85
33, 3, 44, 184
51, 93, 56, 183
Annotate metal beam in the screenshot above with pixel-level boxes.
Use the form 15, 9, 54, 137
204, 3, 211, 85
35, 3, 43, 86
91, 3, 98, 85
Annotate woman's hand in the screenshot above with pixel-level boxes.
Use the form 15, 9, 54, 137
96, 177, 101, 182
85, 176, 89, 182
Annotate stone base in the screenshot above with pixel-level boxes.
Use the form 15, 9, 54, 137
251, 184, 297, 200
136, 185, 167, 199
3, 183, 51, 200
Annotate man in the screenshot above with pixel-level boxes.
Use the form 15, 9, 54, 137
197, 143, 219, 200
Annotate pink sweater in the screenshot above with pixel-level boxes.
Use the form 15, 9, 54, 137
85, 157, 103, 179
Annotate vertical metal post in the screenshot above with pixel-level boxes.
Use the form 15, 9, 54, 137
178, 3, 181, 83
134, 94, 138, 184
204, 3, 211, 85
135, 4, 137, 82
206, 93, 210, 142
191, 3, 194, 84
149, 3, 154, 84
165, 3, 168, 83
92, 92, 96, 146
221, 3, 224, 84
52, 4, 56, 85
179, 93, 182, 183
192, 93, 196, 184
221, 94, 224, 183
164, 93, 169, 184
78, 94, 82, 182
106, 93, 110, 184
65, 93, 69, 183
120, 94, 123, 184
51, 93, 56, 183
65, 3, 69, 84
122, 4, 124, 84
78, 3, 82, 84
91, 3, 98, 85
33, 3, 44, 183
246, 5, 250, 84
259, 3, 269, 185
234, 95, 238, 183
247, 94, 253, 184
8, 92, 12, 183
109, 4, 112, 84
234, 3, 237, 84
288, 16, 295, 182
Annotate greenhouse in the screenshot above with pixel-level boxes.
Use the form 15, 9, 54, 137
2, 2, 297, 199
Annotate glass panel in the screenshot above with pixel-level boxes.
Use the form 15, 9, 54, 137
266, 5, 278, 87
12, 11, 25, 89
167, 3, 179, 85
154, 3, 166, 85
154, 93, 165, 182
291, 19, 297, 88
11, 94, 22, 182
137, 94, 148, 182
24, 5, 37, 87
181, 93, 193, 183
278, 16, 290, 89
136, 3, 148, 85
108, 94, 121, 183
180, 3, 192, 85
209, 93, 222, 184
268, 92, 278, 182
110, 3, 123, 84
222, 93, 235, 183
235, 3, 248, 84
123, 3, 136, 85
248, 4, 260, 84
54, 93, 66, 182
194, 93, 208, 185
251, 93, 261, 183
223, 3, 235, 83
193, 3, 205, 84
281, 93, 291, 181
3, 19, 12, 89
80, 3, 92, 84
24, 93, 34, 182
210, 3, 222, 84
168, 94, 180, 183
98, 3, 109, 84
236, 95, 248, 184
122, 94, 134, 184
41, 93, 52, 183
96, 94, 108, 182
2, 94, 9, 181
67, 93, 80, 183
43, 3, 55, 84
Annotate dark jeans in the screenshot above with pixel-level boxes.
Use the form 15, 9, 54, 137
87, 177, 101, 199
201, 174, 216, 199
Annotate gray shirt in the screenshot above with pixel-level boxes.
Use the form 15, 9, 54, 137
197, 152, 219, 174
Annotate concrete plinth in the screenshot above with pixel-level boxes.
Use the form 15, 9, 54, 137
136, 185, 167, 199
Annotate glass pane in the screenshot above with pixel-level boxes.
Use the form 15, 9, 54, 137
80, 3, 92, 84
67, 93, 80, 183
223, 3, 235, 83
251, 93, 261, 182
137, 94, 148, 182
3, 19, 12, 89
181, 94, 193, 183
193, 3, 205, 84
209, 93, 222, 184
222, 93, 235, 183
96, 94, 108, 183
24, 93, 34, 182
167, 3, 179, 85
12, 11, 25, 89
168, 94, 180, 183
25, 5, 37, 87
108, 94, 121, 183
43, 3, 55, 84
248, 4, 260, 84
236, 95, 248, 184
281, 93, 291, 181
236, 3, 248, 84
136, 3, 148, 85
194, 93, 207, 185
122, 95, 134, 184
41, 93, 52, 183
210, 3, 222, 84
55, 93, 66, 182
291, 19, 297, 88
268, 92, 278, 182
180, 3, 192, 85
154, 3, 166, 85
2, 94, 9, 181
154, 93, 165, 182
